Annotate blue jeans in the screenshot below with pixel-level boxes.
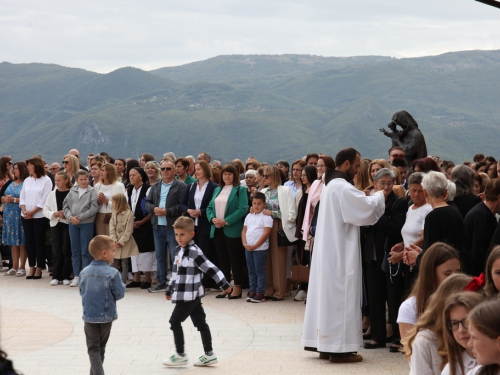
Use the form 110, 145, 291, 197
245, 249, 268, 295
69, 222, 94, 277
153, 226, 178, 284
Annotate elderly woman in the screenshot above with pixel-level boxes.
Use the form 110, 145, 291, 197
144, 161, 161, 186
63, 154, 79, 183
244, 169, 258, 207
366, 159, 405, 198
207, 164, 248, 299
361, 168, 407, 351
451, 165, 482, 218
20, 158, 53, 279
261, 166, 297, 301
94, 164, 126, 236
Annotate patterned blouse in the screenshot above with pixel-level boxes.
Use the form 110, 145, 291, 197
265, 188, 281, 219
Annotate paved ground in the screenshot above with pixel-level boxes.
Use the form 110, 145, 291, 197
0, 273, 409, 375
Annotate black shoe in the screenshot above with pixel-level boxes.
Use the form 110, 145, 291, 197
389, 345, 402, 353
228, 293, 242, 300
141, 282, 151, 289
33, 272, 42, 280
26, 274, 35, 280
363, 341, 386, 349
126, 281, 142, 288
363, 333, 372, 340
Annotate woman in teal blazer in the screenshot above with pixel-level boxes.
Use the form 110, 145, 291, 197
207, 164, 248, 299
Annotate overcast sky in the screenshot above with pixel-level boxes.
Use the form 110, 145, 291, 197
1, 0, 499, 73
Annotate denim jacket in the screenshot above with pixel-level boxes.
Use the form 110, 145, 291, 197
79, 260, 126, 323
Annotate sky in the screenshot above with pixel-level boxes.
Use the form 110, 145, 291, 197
1, 0, 499, 73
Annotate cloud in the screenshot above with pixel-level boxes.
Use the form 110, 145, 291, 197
0, 0, 499, 73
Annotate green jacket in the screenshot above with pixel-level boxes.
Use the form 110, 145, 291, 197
177, 175, 197, 185
206, 185, 248, 238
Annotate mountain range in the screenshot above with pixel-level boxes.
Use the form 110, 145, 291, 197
1, 50, 499, 164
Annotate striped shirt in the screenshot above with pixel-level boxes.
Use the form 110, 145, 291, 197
166, 241, 230, 303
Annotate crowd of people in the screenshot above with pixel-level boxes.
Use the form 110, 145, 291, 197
2, 147, 500, 374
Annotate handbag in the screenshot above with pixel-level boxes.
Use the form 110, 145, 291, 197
103, 213, 112, 225
277, 220, 294, 247
291, 244, 310, 283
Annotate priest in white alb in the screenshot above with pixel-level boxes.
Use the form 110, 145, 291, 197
301, 147, 385, 363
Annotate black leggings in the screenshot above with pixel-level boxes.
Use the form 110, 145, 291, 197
23, 217, 49, 269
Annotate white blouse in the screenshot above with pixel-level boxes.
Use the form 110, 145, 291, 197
19, 176, 52, 219
193, 182, 208, 226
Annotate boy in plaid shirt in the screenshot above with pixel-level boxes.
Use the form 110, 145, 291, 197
162, 216, 231, 367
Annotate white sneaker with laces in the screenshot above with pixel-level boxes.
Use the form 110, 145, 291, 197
194, 353, 218, 367
50, 279, 60, 286
294, 290, 307, 301
162, 353, 188, 366
70, 277, 79, 287
62, 279, 71, 286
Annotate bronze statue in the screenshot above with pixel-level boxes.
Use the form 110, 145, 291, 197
380, 110, 427, 165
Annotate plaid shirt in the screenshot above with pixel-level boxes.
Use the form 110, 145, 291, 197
166, 241, 230, 303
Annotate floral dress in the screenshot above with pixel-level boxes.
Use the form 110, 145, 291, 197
2, 181, 25, 246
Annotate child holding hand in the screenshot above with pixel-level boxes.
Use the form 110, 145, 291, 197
163, 216, 231, 368
242, 192, 273, 303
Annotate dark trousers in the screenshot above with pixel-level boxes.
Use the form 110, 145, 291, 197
169, 298, 212, 354
212, 228, 245, 285
386, 267, 405, 343
84, 321, 113, 375
296, 240, 310, 291
195, 232, 218, 289
22, 217, 49, 269
51, 223, 72, 280
366, 260, 387, 344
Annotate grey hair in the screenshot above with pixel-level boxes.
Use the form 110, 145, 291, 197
374, 168, 396, 182
447, 181, 457, 201
245, 170, 257, 178
422, 171, 448, 198
450, 165, 475, 198
407, 172, 424, 186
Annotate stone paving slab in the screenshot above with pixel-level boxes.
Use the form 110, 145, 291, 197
0, 274, 409, 374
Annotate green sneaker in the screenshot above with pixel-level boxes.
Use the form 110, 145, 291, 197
162, 353, 188, 366
194, 353, 218, 366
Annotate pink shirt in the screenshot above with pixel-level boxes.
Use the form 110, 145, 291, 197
215, 185, 232, 219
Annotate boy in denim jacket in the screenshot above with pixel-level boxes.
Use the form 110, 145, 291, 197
79, 235, 126, 375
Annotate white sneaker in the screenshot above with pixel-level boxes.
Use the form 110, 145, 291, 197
294, 290, 307, 301
50, 279, 60, 286
162, 353, 188, 367
70, 277, 79, 287
194, 353, 218, 367
62, 279, 71, 286
127, 272, 134, 281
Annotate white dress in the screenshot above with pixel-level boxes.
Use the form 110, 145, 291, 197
301, 176, 385, 353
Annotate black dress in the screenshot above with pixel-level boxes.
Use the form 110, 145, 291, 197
127, 184, 154, 253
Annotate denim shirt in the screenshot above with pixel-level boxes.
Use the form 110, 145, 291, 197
79, 260, 126, 323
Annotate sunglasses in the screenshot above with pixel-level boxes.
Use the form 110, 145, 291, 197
161, 167, 173, 171
62, 161, 69, 165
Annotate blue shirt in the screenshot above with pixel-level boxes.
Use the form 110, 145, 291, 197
158, 180, 172, 226
284, 180, 301, 198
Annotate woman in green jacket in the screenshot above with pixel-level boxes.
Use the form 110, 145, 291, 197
207, 164, 248, 299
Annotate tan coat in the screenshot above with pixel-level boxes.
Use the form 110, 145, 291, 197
110, 210, 139, 259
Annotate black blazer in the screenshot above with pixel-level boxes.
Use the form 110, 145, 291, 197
179, 180, 218, 236
145, 179, 187, 229
361, 192, 408, 266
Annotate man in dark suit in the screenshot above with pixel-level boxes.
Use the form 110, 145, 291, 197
145, 160, 187, 292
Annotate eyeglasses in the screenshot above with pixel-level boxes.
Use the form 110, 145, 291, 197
448, 318, 468, 331
377, 182, 394, 188
391, 153, 405, 158
161, 167, 173, 171
62, 161, 69, 165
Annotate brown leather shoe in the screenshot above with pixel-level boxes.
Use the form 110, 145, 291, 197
329, 353, 363, 363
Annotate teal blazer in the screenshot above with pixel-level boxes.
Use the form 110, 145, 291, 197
206, 185, 248, 238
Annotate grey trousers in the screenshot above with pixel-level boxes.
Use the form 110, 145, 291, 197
84, 321, 113, 375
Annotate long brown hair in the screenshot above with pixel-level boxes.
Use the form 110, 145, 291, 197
404, 273, 472, 369
111, 194, 130, 214
484, 246, 500, 300
442, 292, 485, 375
355, 158, 371, 191
469, 300, 500, 375
409, 242, 461, 317
0, 156, 13, 181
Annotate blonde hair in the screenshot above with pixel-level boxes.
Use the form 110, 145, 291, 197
111, 194, 130, 214
63, 154, 80, 177
355, 158, 371, 191
89, 235, 115, 258
144, 161, 161, 182
442, 292, 485, 375
368, 159, 390, 185
404, 273, 472, 368
173, 216, 195, 232
264, 165, 282, 188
